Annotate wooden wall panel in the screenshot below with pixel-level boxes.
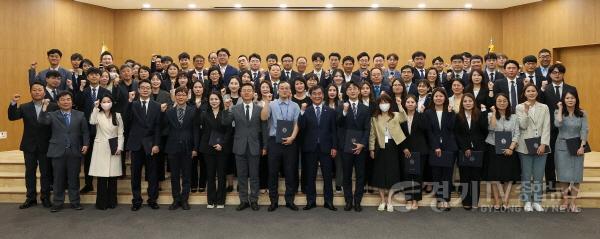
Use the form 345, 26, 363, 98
0, 0, 114, 151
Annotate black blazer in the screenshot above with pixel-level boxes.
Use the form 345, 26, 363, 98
336, 101, 371, 152
74, 86, 111, 120
519, 72, 547, 89
535, 67, 550, 82
8, 101, 58, 153
164, 106, 199, 154
44, 88, 62, 103
493, 78, 525, 106
124, 99, 162, 154
113, 81, 138, 114
400, 112, 430, 154
198, 109, 232, 155
454, 112, 489, 152
412, 67, 427, 82
299, 104, 337, 154
468, 88, 494, 109
187, 69, 208, 81
282, 70, 301, 82
352, 69, 370, 83
424, 109, 458, 151
541, 83, 578, 131
405, 82, 418, 96
483, 70, 505, 83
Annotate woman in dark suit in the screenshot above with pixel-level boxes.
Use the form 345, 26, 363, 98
424, 88, 457, 211
390, 79, 406, 113
204, 66, 224, 96
466, 69, 494, 110
400, 94, 430, 211
198, 92, 232, 208
326, 84, 344, 192
455, 93, 488, 210
150, 73, 173, 186
189, 80, 209, 193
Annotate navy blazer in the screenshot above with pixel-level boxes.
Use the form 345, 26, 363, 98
221, 65, 240, 86
400, 112, 430, 154
164, 106, 199, 154
483, 70, 505, 83
198, 109, 232, 155
493, 78, 525, 108
541, 83, 578, 132
519, 72, 547, 90
352, 69, 370, 83
454, 112, 489, 151
424, 109, 458, 152
8, 101, 58, 153
405, 82, 419, 96
124, 99, 162, 154
336, 101, 371, 152
372, 84, 391, 99
299, 104, 337, 154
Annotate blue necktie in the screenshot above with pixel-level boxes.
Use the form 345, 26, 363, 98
374, 85, 381, 97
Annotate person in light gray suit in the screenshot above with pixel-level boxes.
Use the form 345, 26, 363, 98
222, 83, 267, 211
38, 91, 90, 212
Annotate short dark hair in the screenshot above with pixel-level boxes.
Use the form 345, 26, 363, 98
311, 52, 325, 62
400, 65, 413, 72
328, 52, 341, 60
238, 54, 248, 60
87, 67, 102, 76
522, 55, 537, 64
268, 63, 281, 71
192, 54, 205, 61
357, 52, 370, 61
342, 56, 355, 64
412, 51, 426, 60
548, 63, 566, 74
267, 53, 278, 61
249, 53, 261, 61
373, 53, 385, 60
470, 55, 483, 62
241, 82, 255, 90
432, 56, 444, 64
46, 70, 61, 79
386, 53, 399, 61
308, 85, 324, 95
161, 55, 173, 63
178, 52, 190, 60
47, 49, 62, 57
57, 91, 73, 100
462, 52, 472, 58
281, 53, 294, 61
138, 79, 151, 87
30, 81, 45, 90
484, 53, 498, 61
217, 48, 231, 57
504, 60, 520, 69
450, 54, 463, 62
174, 86, 188, 95
80, 59, 94, 68
70, 53, 83, 61
119, 64, 132, 72
100, 51, 113, 60
345, 81, 360, 91
539, 48, 551, 55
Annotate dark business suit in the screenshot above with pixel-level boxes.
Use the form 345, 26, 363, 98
519, 72, 547, 90
412, 67, 427, 82
299, 104, 337, 205
38, 109, 89, 206
187, 68, 208, 82
29, 67, 72, 91
124, 99, 162, 206
337, 101, 371, 207
493, 78, 524, 113
282, 70, 301, 82
535, 67, 550, 82
199, 110, 232, 205
469, 89, 494, 109
483, 70, 505, 83
221, 65, 240, 86
113, 80, 139, 176
189, 100, 209, 191
164, 105, 199, 204
424, 109, 457, 202
405, 81, 419, 97
454, 112, 488, 207
371, 84, 391, 99
8, 101, 58, 202
44, 88, 62, 103
74, 86, 111, 189
152, 89, 173, 183
400, 112, 430, 201
352, 69, 370, 83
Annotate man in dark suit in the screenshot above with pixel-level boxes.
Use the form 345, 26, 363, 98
113, 65, 139, 114
370, 68, 391, 99
352, 52, 371, 83
432, 56, 452, 92
124, 80, 162, 211
164, 87, 199, 210
342, 56, 361, 84
401, 65, 418, 96
540, 63, 577, 192
483, 53, 506, 83
449, 54, 470, 89
309, 52, 331, 87
74, 67, 111, 194
8, 81, 58, 209
38, 91, 89, 212
216, 48, 239, 85
299, 86, 338, 211
520, 55, 547, 90
41, 70, 63, 103
536, 48, 553, 81
281, 53, 301, 82
337, 81, 371, 212
187, 54, 208, 82
28, 49, 72, 91
493, 60, 524, 113
222, 83, 268, 211
411, 51, 427, 81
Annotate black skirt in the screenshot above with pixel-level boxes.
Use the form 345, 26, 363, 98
485, 143, 521, 182
371, 140, 402, 189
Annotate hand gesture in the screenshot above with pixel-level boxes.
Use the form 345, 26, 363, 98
490, 106, 496, 114
524, 101, 531, 113
488, 81, 494, 90
556, 102, 563, 113
300, 103, 307, 111
151, 146, 160, 156
160, 103, 168, 112
128, 91, 136, 102
369, 150, 375, 159
81, 146, 88, 155
352, 143, 364, 155
395, 97, 402, 107
343, 102, 349, 113
403, 149, 412, 159
66, 79, 73, 89
330, 149, 337, 158
79, 79, 87, 92
264, 93, 273, 102
94, 100, 99, 108
30, 62, 37, 70
541, 80, 548, 91
12, 94, 21, 103
213, 144, 222, 151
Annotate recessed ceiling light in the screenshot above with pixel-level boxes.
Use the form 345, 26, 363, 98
234, 3, 242, 8
325, 4, 333, 8
465, 3, 473, 8
279, 4, 287, 8
188, 3, 197, 9
418, 3, 426, 8
371, 3, 379, 9
142, 3, 151, 8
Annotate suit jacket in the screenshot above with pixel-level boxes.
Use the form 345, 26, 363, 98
493, 78, 525, 108
8, 101, 58, 153
372, 84, 391, 99
124, 99, 162, 154
412, 67, 427, 82
405, 81, 418, 96
450, 70, 470, 89
368, 111, 408, 150
469, 89, 494, 109
38, 109, 90, 158
454, 112, 489, 151
298, 104, 337, 154
44, 88, 63, 103
519, 72, 547, 90
424, 109, 458, 151
164, 106, 199, 154
187, 68, 208, 82
535, 67, 550, 82
400, 112, 430, 154
28, 67, 72, 91
336, 101, 371, 152
222, 102, 268, 156
483, 70, 505, 83
113, 81, 138, 114
221, 65, 240, 86
515, 102, 551, 154
541, 83, 577, 132
352, 69, 370, 83
198, 109, 232, 155
74, 86, 111, 120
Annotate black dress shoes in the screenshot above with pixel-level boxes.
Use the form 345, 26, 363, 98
303, 203, 316, 210
344, 203, 353, 211
50, 205, 62, 213
250, 202, 260, 211
236, 202, 250, 211
268, 204, 278, 212
169, 202, 180, 210
80, 185, 94, 194
42, 198, 52, 208
199, 188, 206, 193
149, 203, 160, 210
191, 188, 198, 193
324, 203, 338, 211
71, 203, 83, 210
19, 199, 37, 209
286, 203, 299, 211
354, 204, 363, 212
131, 204, 141, 211
181, 201, 191, 210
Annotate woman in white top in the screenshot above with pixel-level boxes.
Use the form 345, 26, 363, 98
515, 83, 551, 212
89, 95, 124, 210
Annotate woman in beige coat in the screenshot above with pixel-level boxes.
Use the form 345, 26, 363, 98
89, 95, 124, 210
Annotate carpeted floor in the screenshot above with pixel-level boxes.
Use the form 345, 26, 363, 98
1, 203, 599, 239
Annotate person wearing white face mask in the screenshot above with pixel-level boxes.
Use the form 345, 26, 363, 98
88, 95, 124, 210
368, 94, 408, 212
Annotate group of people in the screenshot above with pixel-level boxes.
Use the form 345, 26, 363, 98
8, 47, 589, 213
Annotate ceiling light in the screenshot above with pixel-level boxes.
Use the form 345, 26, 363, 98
465, 3, 473, 8
371, 3, 379, 9
234, 3, 242, 8
325, 4, 333, 9
279, 4, 287, 8
188, 3, 197, 9
142, 3, 151, 8
418, 3, 426, 8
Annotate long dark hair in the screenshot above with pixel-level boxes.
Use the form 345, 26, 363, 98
457, 93, 480, 124
428, 88, 450, 112
188, 80, 206, 106
520, 82, 538, 103
561, 90, 584, 117
207, 92, 224, 111
96, 94, 118, 126
466, 69, 488, 92
391, 78, 407, 100
426, 67, 440, 89
257, 80, 273, 101
373, 94, 395, 119
226, 75, 241, 95
494, 93, 512, 120
326, 84, 340, 108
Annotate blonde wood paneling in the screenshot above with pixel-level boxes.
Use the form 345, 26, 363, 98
555, 45, 600, 148
0, 0, 114, 151
112, 9, 504, 70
